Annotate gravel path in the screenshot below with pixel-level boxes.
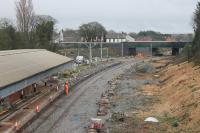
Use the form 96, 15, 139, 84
22, 59, 137, 133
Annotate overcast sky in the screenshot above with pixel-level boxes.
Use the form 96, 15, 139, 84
0, 0, 198, 33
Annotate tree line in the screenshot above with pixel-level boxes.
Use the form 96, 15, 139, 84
0, 0, 195, 52
182, 2, 200, 63
192, 2, 200, 63
0, 0, 56, 51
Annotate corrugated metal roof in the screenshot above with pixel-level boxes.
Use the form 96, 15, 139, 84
0, 49, 72, 89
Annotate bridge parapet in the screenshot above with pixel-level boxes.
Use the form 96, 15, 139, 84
124, 41, 191, 48
60, 41, 191, 48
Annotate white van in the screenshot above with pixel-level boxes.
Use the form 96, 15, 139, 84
75, 56, 84, 64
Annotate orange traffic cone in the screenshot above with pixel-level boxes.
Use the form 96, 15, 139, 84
35, 105, 39, 113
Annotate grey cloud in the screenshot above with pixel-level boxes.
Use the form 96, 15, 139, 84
0, 0, 198, 33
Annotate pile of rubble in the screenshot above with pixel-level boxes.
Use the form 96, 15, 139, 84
87, 78, 119, 133
111, 112, 126, 122
135, 62, 156, 73
96, 79, 119, 117
87, 118, 106, 133
96, 89, 114, 116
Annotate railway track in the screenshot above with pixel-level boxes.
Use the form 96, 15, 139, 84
0, 86, 53, 121
21, 59, 136, 133
0, 61, 121, 133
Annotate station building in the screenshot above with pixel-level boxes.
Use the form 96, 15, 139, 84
0, 49, 72, 106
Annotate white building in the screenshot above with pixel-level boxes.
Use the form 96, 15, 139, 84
106, 32, 135, 43
125, 35, 135, 42
53, 30, 64, 43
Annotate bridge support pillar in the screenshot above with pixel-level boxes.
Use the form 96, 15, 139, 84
129, 48, 136, 56
152, 48, 159, 55
172, 48, 179, 55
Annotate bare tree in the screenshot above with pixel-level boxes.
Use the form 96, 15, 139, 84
15, 0, 35, 40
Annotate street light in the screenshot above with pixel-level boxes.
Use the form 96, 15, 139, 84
100, 33, 103, 60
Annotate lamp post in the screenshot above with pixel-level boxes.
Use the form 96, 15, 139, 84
150, 43, 152, 61
100, 35, 103, 60
121, 32, 125, 57
89, 42, 92, 64
77, 43, 79, 56
121, 42, 124, 57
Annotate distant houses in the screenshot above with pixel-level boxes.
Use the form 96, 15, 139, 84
54, 30, 136, 43
106, 32, 135, 43
53, 29, 81, 43
53, 30, 193, 43
106, 32, 126, 43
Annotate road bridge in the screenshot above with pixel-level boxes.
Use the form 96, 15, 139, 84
59, 41, 191, 57
124, 41, 190, 55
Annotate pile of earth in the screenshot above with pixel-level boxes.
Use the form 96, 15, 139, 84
135, 62, 156, 73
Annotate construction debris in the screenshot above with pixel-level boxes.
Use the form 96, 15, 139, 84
135, 62, 156, 73
98, 98, 109, 105
97, 81, 116, 117
88, 78, 118, 132
107, 89, 115, 97
87, 118, 106, 133
111, 112, 126, 122
97, 106, 108, 116
97, 97, 109, 116
144, 117, 159, 123
97, 88, 116, 116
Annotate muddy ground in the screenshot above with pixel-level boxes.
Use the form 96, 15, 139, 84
104, 57, 200, 133
104, 58, 170, 133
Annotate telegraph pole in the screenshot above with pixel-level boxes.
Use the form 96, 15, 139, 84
107, 47, 109, 58
100, 37, 103, 60
89, 43, 92, 64
101, 42, 103, 60
77, 43, 80, 56
121, 32, 125, 57
121, 42, 124, 57
150, 43, 152, 61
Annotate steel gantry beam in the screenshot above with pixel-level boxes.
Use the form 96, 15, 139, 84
59, 41, 191, 49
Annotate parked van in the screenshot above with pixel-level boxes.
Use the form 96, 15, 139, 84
75, 56, 84, 64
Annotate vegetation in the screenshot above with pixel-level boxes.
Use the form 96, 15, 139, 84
0, 0, 56, 51
192, 2, 200, 63
130, 30, 193, 42
181, 44, 192, 60
129, 30, 170, 41
34, 15, 56, 49
138, 31, 167, 41
0, 0, 194, 52
79, 22, 106, 42
159, 113, 179, 128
